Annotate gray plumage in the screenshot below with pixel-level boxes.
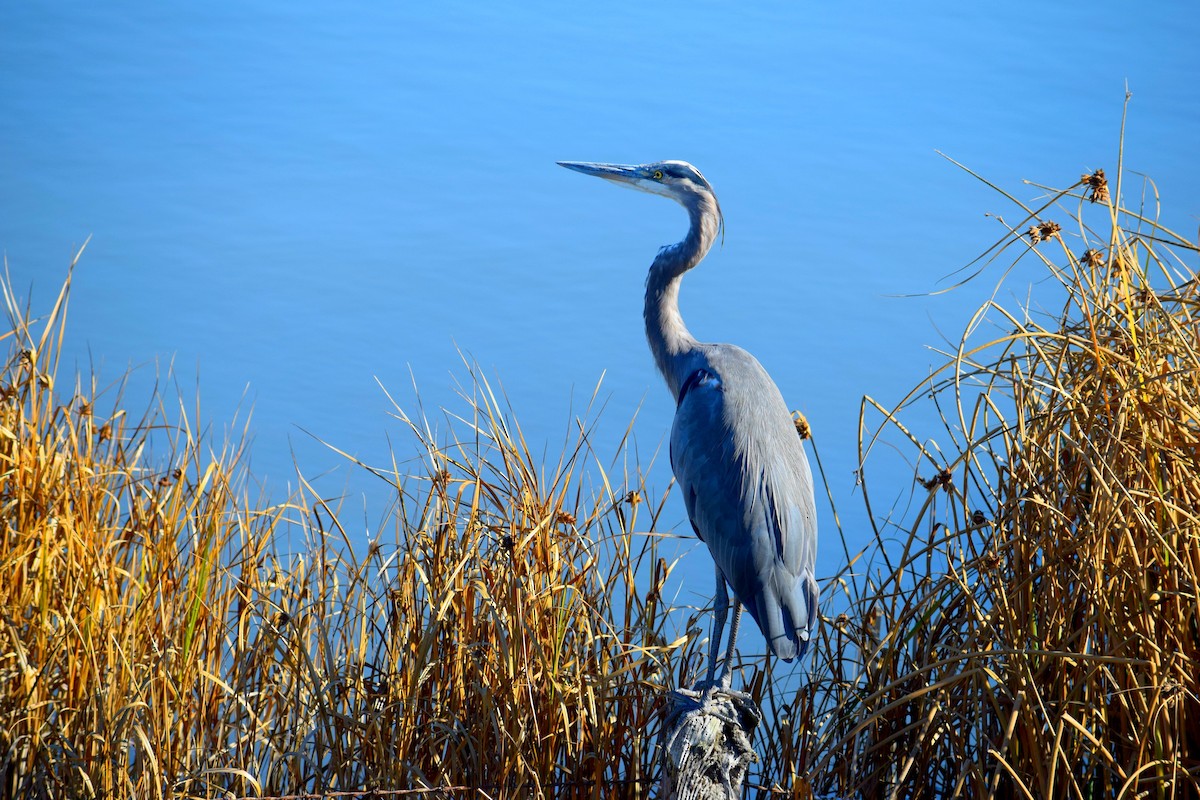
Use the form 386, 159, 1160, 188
558, 159, 818, 680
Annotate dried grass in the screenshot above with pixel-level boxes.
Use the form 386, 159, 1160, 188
0, 255, 700, 798
787, 117, 1200, 798
3, 119, 1198, 798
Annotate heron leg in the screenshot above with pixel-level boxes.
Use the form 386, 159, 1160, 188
704, 567, 729, 687
717, 601, 744, 689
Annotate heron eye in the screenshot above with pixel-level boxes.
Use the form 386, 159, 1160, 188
653, 170, 664, 180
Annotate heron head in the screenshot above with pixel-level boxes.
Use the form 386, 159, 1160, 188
557, 160, 723, 233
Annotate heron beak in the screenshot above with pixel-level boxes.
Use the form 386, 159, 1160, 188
556, 161, 646, 187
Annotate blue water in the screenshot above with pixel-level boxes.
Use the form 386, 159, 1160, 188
3, 2, 1198, 659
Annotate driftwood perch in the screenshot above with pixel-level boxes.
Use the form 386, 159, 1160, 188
659, 685, 761, 800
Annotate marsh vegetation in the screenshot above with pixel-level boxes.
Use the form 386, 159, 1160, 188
2, 139, 1198, 797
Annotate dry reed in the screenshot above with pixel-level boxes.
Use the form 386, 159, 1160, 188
3, 123, 1198, 799
785, 123, 1200, 798
0, 255, 702, 798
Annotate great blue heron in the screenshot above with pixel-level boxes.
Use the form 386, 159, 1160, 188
558, 160, 819, 688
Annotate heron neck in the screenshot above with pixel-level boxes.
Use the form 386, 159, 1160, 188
644, 196, 720, 399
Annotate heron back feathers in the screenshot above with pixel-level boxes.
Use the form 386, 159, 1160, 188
670, 344, 819, 661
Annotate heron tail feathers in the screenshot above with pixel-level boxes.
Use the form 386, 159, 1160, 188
745, 570, 819, 663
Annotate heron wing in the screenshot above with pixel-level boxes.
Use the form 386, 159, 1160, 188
669, 349, 818, 661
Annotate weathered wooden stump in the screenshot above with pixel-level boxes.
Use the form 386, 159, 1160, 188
659, 685, 761, 800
